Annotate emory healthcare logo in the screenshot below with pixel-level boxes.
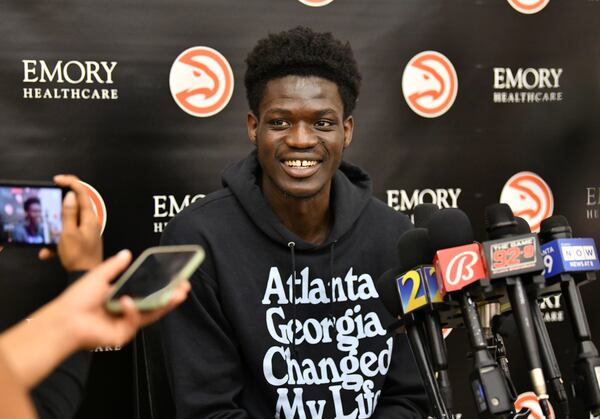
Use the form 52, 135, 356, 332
402, 51, 458, 118
507, 0, 549, 14
169, 47, 234, 117
79, 181, 107, 235
298, 0, 334, 6
22, 59, 118, 101
500, 171, 553, 233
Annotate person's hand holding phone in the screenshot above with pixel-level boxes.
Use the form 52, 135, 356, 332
45, 250, 191, 350
0, 250, 191, 388
39, 175, 103, 271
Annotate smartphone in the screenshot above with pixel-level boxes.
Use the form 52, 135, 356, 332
0, 180, 66, 247
105, 245, 205, 313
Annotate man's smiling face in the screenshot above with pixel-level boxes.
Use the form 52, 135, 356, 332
247, 75, 353, 201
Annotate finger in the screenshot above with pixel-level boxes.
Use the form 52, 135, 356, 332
38, 248, 57, 260
170, 281, 191, 305
61, 191, 78, 232
82, 250, 131, 286
139, 284, 190, 326
113, 296, 142, 345
55, 175, 96, 226
138, 305, 171, 326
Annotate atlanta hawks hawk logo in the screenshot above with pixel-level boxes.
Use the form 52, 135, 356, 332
500, 172, 554, 233
507, 0, 549, 15
169, 46, 234, 117
402, 51, 458, 118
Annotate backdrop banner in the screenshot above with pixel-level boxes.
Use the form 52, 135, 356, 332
1, 1, 599, 418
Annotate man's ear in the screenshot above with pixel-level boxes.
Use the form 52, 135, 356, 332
343, 115, 354, 148
247, 112, 259, 145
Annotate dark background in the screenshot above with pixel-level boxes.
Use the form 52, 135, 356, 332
0, 0, 599, 417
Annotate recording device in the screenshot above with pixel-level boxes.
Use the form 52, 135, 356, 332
376, 228, 452, 419
105, 245, 204, 313
513, 216, 569, 418
483, 204, 552, 418
428, 208, 515, 416
0, 180, 66, 247
539, 215, 600, 416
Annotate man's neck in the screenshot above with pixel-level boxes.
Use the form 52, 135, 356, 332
262, 180, 332, 245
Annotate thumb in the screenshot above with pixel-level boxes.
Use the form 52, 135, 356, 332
61, 191, 79, 231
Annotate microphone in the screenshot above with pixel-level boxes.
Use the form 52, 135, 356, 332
414, 203, 440, 228
514, 217, 569, 418
539, 215, 600, 416
428, 208, 515, 416
377, 228, 451, 419
483, 204, 552, 418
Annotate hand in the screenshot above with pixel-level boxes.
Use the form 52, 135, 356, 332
43, 250, 191, 349
0, 250, 191, 389
39, 174, 103, 271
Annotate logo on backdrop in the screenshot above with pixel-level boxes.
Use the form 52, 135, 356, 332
513, 391, 555, 418
79, 181, 107, 235
169, 47, 234, 117
298, 0, 334, 6
507, 0, 549, 14
402, 51, 458, 118
500, 172, 553, 233
586, 187, 600, 220
386, 188, 462, 222
493, 67, 563, 103
539, 295, 563, 323
22, 60, 118, 100
153, 194, 205, 233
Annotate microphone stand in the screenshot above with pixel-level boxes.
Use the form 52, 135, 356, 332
461, 293, 515, 417
405, 320, 451, 419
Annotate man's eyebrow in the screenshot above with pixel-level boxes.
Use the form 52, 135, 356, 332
263, 108, 293, 116
314, 108, 339, 118
263, 108, 340, 117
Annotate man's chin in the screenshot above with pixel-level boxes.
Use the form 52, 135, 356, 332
281, 186, 326, 201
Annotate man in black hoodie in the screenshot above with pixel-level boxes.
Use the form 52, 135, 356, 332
161, 26, 429, 418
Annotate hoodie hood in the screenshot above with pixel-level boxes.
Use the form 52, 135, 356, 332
222, 149, 372, 250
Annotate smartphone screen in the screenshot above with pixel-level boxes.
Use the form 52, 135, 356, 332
110, 248, 202, 301
0, 182, 63, 246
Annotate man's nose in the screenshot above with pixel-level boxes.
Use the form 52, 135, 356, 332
285, 123, 319, 148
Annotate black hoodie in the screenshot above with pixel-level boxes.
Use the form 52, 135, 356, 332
160, 151, 429, 418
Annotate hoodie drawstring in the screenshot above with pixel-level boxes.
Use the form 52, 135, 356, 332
329, 241, 337, 323
288, 242, 298, 360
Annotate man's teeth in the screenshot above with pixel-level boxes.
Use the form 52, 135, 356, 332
284, 160, 318, 167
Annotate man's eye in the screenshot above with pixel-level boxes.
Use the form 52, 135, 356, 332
270, 119, 289, 128
315, 120, 333, 128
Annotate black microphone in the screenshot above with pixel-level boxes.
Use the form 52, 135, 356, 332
483, 204, 552, 418
377, 228, 451, 419
540, 215, 600, 416
428, 208, 515, 416
514, 216, 569, 418
414, 203, 440, 228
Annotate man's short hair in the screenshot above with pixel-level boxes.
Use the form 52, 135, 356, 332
24, 197, 41, 212
244, 26, 362, 119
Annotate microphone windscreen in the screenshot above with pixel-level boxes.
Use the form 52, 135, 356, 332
376, 267, 403, 317
539, 215, 573, 242
396, 228, 434, 272
427, 208, 474, 251
413, 203, 439, 228
485, 203, 517, 239
514, 216, 531, 234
